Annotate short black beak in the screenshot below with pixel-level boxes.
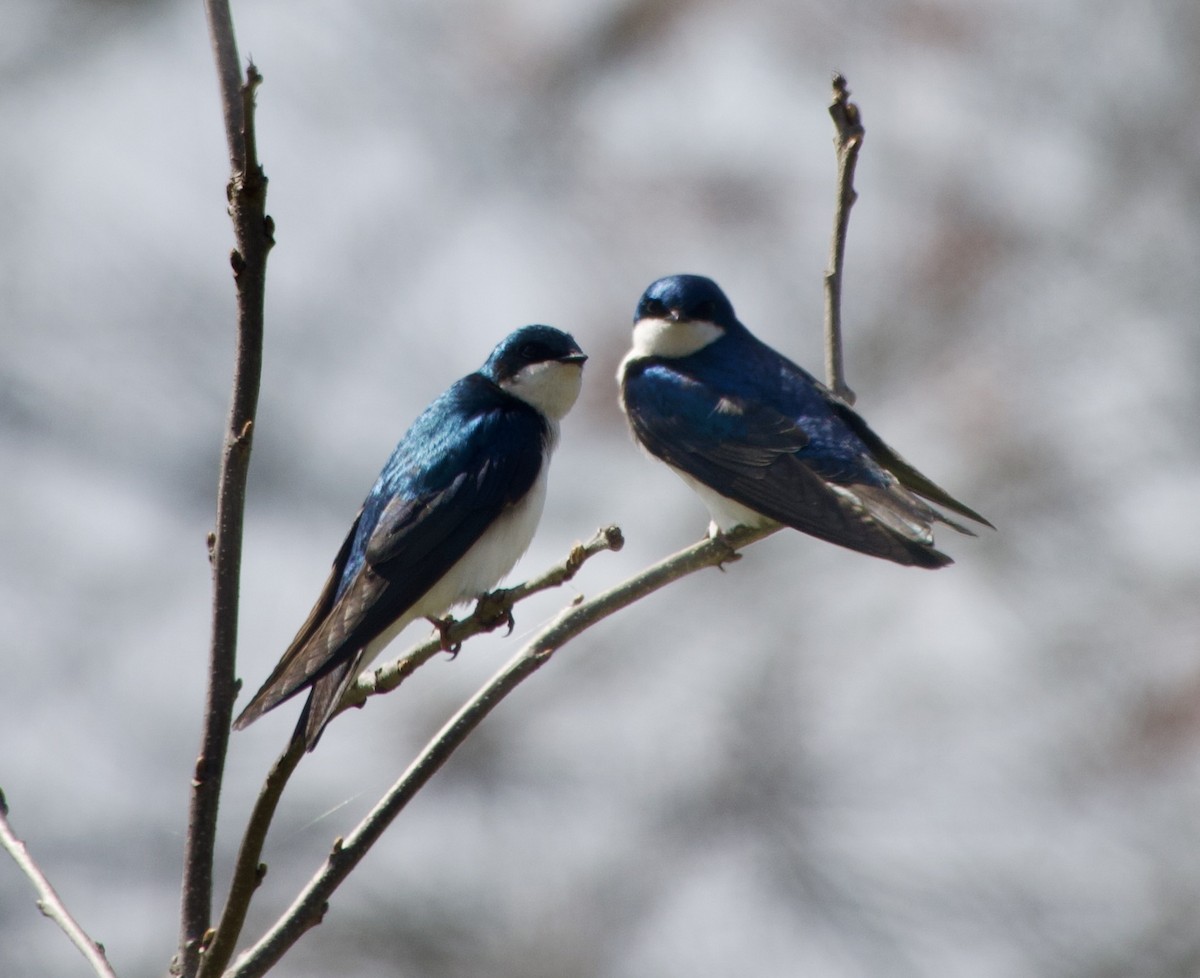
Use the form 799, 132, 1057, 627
560, 352, 588, 365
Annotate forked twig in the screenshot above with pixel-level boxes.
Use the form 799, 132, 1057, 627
224, 523, 772, 978
197, 528, 623, 977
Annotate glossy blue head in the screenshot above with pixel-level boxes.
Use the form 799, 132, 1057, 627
635, 275, 738, 329
629, 275, 739, 361
482, 325, 587, 421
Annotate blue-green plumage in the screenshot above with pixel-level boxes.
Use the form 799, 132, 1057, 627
620, 275, 991, 567
236, 325, 586, 749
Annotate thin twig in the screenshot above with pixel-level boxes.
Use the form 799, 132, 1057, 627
196, 740, 303, 978
196, 528, 623, 978
346, 525, 626, 710
204, 0, 245, 172
0, 789, 119, 978
223, 523, 773, 978
823, 72, 864, 405
180, 5, 274, 977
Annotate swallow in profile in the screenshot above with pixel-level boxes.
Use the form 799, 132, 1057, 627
236, 325, 587, 749
618, 274, 991, 567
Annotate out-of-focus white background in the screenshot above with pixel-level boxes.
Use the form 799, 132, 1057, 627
3, 1, 1198, 975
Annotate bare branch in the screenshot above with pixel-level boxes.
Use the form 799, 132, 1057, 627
196, 527, 622, 977
224, 523, 773, 978
0, 789, 119, 978
204, 0, 245, 173
346, 525, 626, 710
179, 5, 274, 976
196, 740, 303, 978
823, 72, 865, 405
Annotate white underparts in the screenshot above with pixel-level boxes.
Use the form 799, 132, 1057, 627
675, 468, 777, 534
356, 361, 575, 674
358, 457, 552, 675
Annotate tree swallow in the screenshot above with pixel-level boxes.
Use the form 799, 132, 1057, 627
236, 325, 587, 750
618, 274, 991, 568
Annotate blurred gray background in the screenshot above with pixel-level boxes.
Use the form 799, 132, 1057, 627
3, 0, 1199, 976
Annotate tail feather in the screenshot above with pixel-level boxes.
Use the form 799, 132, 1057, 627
828, 483, 954, 569
828, 399, 994, 530
293, 655, 361, 751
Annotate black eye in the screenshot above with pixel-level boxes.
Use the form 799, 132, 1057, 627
643, 298, 668, 318
519, 342, 544, 361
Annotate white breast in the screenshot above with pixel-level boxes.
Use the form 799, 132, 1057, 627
358, 440, 553, 671
674, 468, 777, 536
442, 444, 551, 599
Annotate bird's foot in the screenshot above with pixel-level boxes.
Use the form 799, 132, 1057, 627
708, 524, 744, 571
474, 589, 516, 636
426, 615, 462, 657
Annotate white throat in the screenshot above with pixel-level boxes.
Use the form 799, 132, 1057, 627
499, 360, 584, 421
628, 317, 724, 360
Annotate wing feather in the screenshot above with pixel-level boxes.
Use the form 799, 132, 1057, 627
235, 398, 547, 747
622, 360, 957, 567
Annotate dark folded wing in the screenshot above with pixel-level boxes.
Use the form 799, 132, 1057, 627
623, 362, 955, 567
234, 403, 547, 735
233, 512, 363, 730
825, 397, 994, 530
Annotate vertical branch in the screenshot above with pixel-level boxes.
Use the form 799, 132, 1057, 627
177, 4, 274, 976
823, 72, 864, 405
205, 1, 246, 171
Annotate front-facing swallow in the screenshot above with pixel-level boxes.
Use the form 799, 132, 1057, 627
618, 274, 991, 567
236, 325, 587, 750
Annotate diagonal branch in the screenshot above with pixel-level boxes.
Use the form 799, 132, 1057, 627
195, 739, 303, 978
179, 5, 274, 977
196, 527, 623, 978
345, 525, 626, 710
223, 523, 773, 978
0, 789, 119, 978
823, 72, 865, 405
